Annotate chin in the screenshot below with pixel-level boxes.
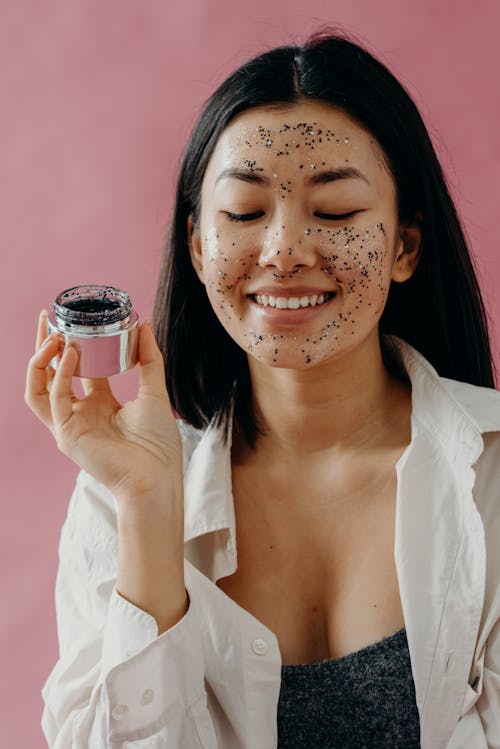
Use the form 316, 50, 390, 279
247, 348, 326, 370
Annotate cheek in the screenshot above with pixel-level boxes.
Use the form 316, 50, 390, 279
202, 227, 258, 314
316, 222, 393, 305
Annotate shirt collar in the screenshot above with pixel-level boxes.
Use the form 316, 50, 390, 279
183, 397, 237, 579
182, 334, 499, 573
385, 334, 499, 457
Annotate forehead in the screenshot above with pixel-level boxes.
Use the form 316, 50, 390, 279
205, 99, 388, 178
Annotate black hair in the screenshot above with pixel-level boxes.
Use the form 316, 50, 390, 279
152, 29, 497, 448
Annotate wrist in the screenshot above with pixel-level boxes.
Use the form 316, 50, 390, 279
114, 479, 184, 514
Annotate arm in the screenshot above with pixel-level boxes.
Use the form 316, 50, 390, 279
40, 469, 219, 748
115, 479, 188, 636
445, 618, 500, 748
445, 433, 500, 748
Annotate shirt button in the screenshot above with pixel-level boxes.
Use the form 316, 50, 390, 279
140, 688, 155, 705
111, 704, 129, 720
251, 638, 268, 656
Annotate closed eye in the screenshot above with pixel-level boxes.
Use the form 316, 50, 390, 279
223, 210, 360, 222
314, 211, 359, 220
224, 211, 265, 222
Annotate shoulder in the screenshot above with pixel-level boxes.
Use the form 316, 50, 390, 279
436, 379, 500, 595
383, 334, 500, 433
437, 376, 500, 510
438, 377, 500, 434
472, 429, 500, 521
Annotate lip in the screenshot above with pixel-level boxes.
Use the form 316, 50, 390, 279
249, 291, 337, 325
247, 287, 335, 297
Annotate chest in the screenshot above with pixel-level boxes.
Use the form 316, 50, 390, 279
216, 458, 405, 665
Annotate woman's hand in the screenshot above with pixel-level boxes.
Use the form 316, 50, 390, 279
24, 310, 183, 504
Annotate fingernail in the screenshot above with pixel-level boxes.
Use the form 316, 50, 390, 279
40, 309, 48, 317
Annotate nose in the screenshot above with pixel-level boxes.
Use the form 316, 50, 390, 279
257, 220, 317, 272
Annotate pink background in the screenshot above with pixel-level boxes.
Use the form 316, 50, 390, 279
2, 1, 499, 745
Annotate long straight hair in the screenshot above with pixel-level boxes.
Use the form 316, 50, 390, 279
153, 30, 497, 447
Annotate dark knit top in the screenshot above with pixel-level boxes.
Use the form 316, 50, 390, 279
277, 627, 420, 748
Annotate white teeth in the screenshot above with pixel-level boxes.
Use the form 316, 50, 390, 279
253, 293, 332, 309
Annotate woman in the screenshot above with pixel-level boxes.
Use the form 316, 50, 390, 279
26, 31, 499, 748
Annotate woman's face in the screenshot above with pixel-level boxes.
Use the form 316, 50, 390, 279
189, 99, 420, 369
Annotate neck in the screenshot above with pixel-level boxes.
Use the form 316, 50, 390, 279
236, 330, 411, 461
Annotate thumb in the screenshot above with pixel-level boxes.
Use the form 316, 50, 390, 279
137, 320, 169, 401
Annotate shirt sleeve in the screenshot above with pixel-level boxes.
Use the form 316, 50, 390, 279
40, 468, 219, 748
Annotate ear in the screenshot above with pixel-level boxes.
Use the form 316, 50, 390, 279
187, 214, 205, 285
391, 212, 423, 283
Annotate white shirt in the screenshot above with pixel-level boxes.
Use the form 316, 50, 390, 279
41, 334, 500, 749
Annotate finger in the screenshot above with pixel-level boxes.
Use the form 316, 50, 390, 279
48, 347, 80, 401
35, 310, 84, 400
137, 320, 169, 401
36, 309, 49, 351
50, 342, 80, 428
35, 309, 55, 383
25, 332, 64, 426
35, 308, 57, 389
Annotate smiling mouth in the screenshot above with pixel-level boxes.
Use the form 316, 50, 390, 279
250, 291, 336, 309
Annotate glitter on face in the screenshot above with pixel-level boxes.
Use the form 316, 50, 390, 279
196, 102, 402, 369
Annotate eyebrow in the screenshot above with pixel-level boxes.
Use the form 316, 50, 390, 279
215, 168, 270, 186
306, 167, 370, 186
215, 166, 370, 186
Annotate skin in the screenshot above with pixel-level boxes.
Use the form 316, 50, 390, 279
188, 99, 422, 480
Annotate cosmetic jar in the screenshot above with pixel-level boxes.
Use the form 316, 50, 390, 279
46, 285, 139, 378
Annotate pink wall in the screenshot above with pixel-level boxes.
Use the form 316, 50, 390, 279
2, 1, 499, 744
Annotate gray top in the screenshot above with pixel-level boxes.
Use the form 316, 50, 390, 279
277, 627, 420, 748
